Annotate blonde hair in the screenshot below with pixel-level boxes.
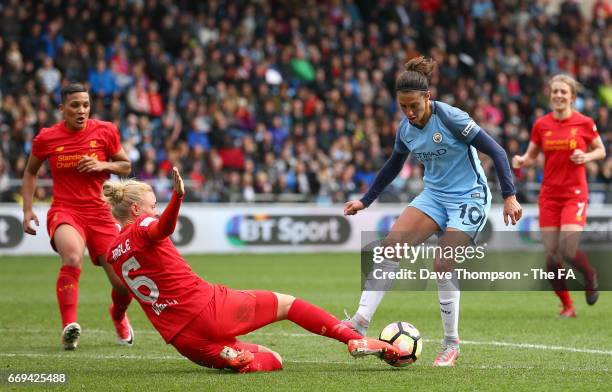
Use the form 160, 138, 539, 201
102, 179, 153, 223
549, 74, 579, 99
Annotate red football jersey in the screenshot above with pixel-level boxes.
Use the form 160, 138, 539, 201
530, 111, 599, 198
32, 119, 121, 209
107, 214, 214, 343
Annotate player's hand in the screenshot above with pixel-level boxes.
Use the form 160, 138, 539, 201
344, 200, 365, 216
172, 166, 184, 196
511, 155, 526, 169
503, 195, 522, 226
77, 155, 107, 173
23, 210, 39, 235
570, 149, 587, 165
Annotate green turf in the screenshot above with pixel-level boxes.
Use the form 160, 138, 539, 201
0, 254, 610, 391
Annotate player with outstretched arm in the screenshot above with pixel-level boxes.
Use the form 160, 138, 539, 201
21, 83, 134, 350
512, 74, 606, 317
342, 57, 522, 367
102, 167, 400, 372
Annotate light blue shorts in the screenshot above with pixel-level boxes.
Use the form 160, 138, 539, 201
409, 189, 491, 243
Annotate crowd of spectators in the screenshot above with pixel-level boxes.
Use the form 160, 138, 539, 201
0, 0, 610, 205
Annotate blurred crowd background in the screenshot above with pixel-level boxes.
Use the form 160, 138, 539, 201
0, 0, 610, 205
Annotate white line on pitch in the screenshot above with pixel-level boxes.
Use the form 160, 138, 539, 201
1, 328, 611, 356
457, 339, 612, 356
250, 332, 612, 355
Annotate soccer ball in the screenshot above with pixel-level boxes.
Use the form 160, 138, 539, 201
379, 321, 422, 367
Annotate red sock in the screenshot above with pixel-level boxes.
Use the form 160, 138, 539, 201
56, 265, 81, 327
241, 352, 283, 373
287, 299, 362, 344
568, 250, 595, 284
546, 257, 572, 308
555, 290, 573, 308
110, 289, 132, 321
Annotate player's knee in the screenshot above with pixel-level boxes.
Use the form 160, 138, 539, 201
545, 255, 561, 269
101, 261, 129, 293
256, 344, 283, 364
107, 274, 126, 290
559, 247, 576, 263
433, 257, 452, 273
269, 350, 283, 365
379, 237, 404, 262
382, 233, 404, 250
544, 249, 557, 261
244, 351, 283, 373
274, 293, 295, 320
61, 251, 83, 268
110, 280, 129, 294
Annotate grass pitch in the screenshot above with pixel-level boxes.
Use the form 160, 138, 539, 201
1, 253, 610, 391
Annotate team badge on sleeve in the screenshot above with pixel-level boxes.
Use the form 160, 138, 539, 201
461, 120, 476, 137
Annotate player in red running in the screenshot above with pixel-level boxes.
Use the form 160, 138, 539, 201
21, 83, 135, 349
513, 74, 606, 317
102, 167, 399, 372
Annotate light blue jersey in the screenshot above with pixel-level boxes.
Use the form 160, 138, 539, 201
396, 101, 491, 238
395, 101, 489, 202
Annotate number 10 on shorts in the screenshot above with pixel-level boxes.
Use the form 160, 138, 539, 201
459, 203, 484, 226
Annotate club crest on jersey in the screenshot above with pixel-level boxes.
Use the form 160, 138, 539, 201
90, 140, 98, 148
432, 132, 443, 143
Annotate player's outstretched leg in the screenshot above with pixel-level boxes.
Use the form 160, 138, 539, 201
280, 295, 363, 343
278, 294, 400, 361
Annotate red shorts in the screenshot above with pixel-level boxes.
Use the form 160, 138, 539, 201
47, 206, 119, 265
170, 285, 278, 369
538, 196, 588, 228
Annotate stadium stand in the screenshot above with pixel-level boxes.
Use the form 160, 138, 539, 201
0, 0, 610, 204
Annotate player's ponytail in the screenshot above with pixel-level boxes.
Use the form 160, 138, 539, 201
396, 56, 436, 93
102, 179, 153, 223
